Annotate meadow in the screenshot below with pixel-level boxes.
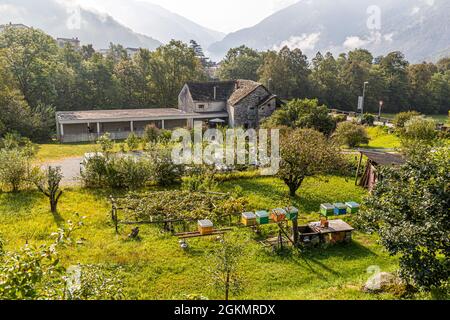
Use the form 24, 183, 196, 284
0, 175, 405, 300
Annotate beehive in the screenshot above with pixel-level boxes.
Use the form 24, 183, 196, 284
285, 206, 299, 221
256, 211, 269, 225
241, 212, 257, 226
320, 203, 335, 217
333, 203, 347, 215
345, 202, 360, 214
198, 220, 214, 235
270, 208, 287, 222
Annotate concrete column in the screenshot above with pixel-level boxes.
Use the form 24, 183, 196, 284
97, 122, 101, 136
60, 123, 64, 136
161, 120, 165, 130
130, 121, 134, 132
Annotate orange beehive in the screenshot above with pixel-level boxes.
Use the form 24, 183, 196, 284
270, 208, 287, 222
198, 220, 214, 235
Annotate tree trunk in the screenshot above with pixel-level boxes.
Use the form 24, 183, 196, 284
289, 184, 297, 197
50, 198, 57, 213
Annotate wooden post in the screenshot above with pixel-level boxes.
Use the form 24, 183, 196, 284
355, 153, 363, 185
292, 217, 299, 246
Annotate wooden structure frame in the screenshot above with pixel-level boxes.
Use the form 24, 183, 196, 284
355, 150, 405, 191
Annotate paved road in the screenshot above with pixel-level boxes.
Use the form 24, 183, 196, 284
40, 157, 83, 186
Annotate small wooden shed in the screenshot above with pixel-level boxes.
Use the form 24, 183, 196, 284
355, 150, 405, 191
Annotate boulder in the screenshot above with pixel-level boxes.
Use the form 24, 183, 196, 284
363, 272, 401, 293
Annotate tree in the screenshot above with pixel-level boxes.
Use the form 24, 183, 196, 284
333, 122, 370, 148
148, 40, 206, 107
428, 71, 450, 115
407, 63, 438, 114
358, 147, 449, 290
217, 46, 262, 81
258, 47, 311, 99
31, 166, 64, 214
264, 98, 336, 135
378, 51, 410, 113
277, 128, 341, 197
0, 26, 61, 108
208, 241, 243, 300
310, 52, 345, 108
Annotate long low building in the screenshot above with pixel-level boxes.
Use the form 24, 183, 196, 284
56, 108, 228, 143
56, 79, 280, 143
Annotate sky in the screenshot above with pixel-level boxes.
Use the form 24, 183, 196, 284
74, 0, 299, 33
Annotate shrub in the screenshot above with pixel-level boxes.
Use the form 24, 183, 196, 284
402, 116, 438, 142
147, 145, 184, 187
81, 154, 152, 189
0, 148, 31, 192
333, 122, 370, 148
393, 111, 421, 130
334, 114, 348, 123
143, 124, 161, 143
125, 132, 140, 151
361, 114, 375, 126
96, 133, 114, 154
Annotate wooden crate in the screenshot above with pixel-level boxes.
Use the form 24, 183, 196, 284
271, 208, 287, 222
256, 211, 269, 225
198, 220, 214, 235
285, 206, 299, 221
333, 203, 347, 215
320, 203, 335, 217
241, 212, 257, 226
345, 202, 360, 214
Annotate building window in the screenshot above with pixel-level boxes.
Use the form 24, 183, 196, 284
198, 104, 205, 110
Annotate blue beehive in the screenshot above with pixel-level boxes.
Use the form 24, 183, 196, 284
333, 203, 347, 215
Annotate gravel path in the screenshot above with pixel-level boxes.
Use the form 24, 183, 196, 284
40, 157, 83, 186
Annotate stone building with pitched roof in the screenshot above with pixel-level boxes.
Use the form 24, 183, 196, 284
178, 79, 281, 128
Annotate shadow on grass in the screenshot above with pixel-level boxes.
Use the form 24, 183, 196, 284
51, 209, 65, 226
0, 190, 43, 216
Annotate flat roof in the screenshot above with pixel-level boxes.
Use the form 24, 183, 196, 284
56, 108, 228, 124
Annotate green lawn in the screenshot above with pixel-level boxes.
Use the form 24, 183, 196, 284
35, 141, 129, 162
364, 127, 401, 149
380, 113, 449, 124
0, 176, 413, 300
35, 142, 99, 162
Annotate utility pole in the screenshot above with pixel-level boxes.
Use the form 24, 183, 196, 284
361, 81, 369, 117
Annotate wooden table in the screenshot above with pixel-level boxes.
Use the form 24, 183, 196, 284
308, 219, 354, 234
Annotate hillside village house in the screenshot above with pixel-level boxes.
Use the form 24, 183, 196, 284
56, 79, 281, 143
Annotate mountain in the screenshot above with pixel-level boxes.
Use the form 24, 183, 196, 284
77, 0, 225, 48
208, 0, 450, 62
0, 0, 162, 50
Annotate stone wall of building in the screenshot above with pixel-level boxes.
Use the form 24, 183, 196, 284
178, 85, 195, 112
232, 86, 273, 128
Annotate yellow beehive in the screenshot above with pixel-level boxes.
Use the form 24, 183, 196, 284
198, 220, 214, 235
241, 212, 257, 226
